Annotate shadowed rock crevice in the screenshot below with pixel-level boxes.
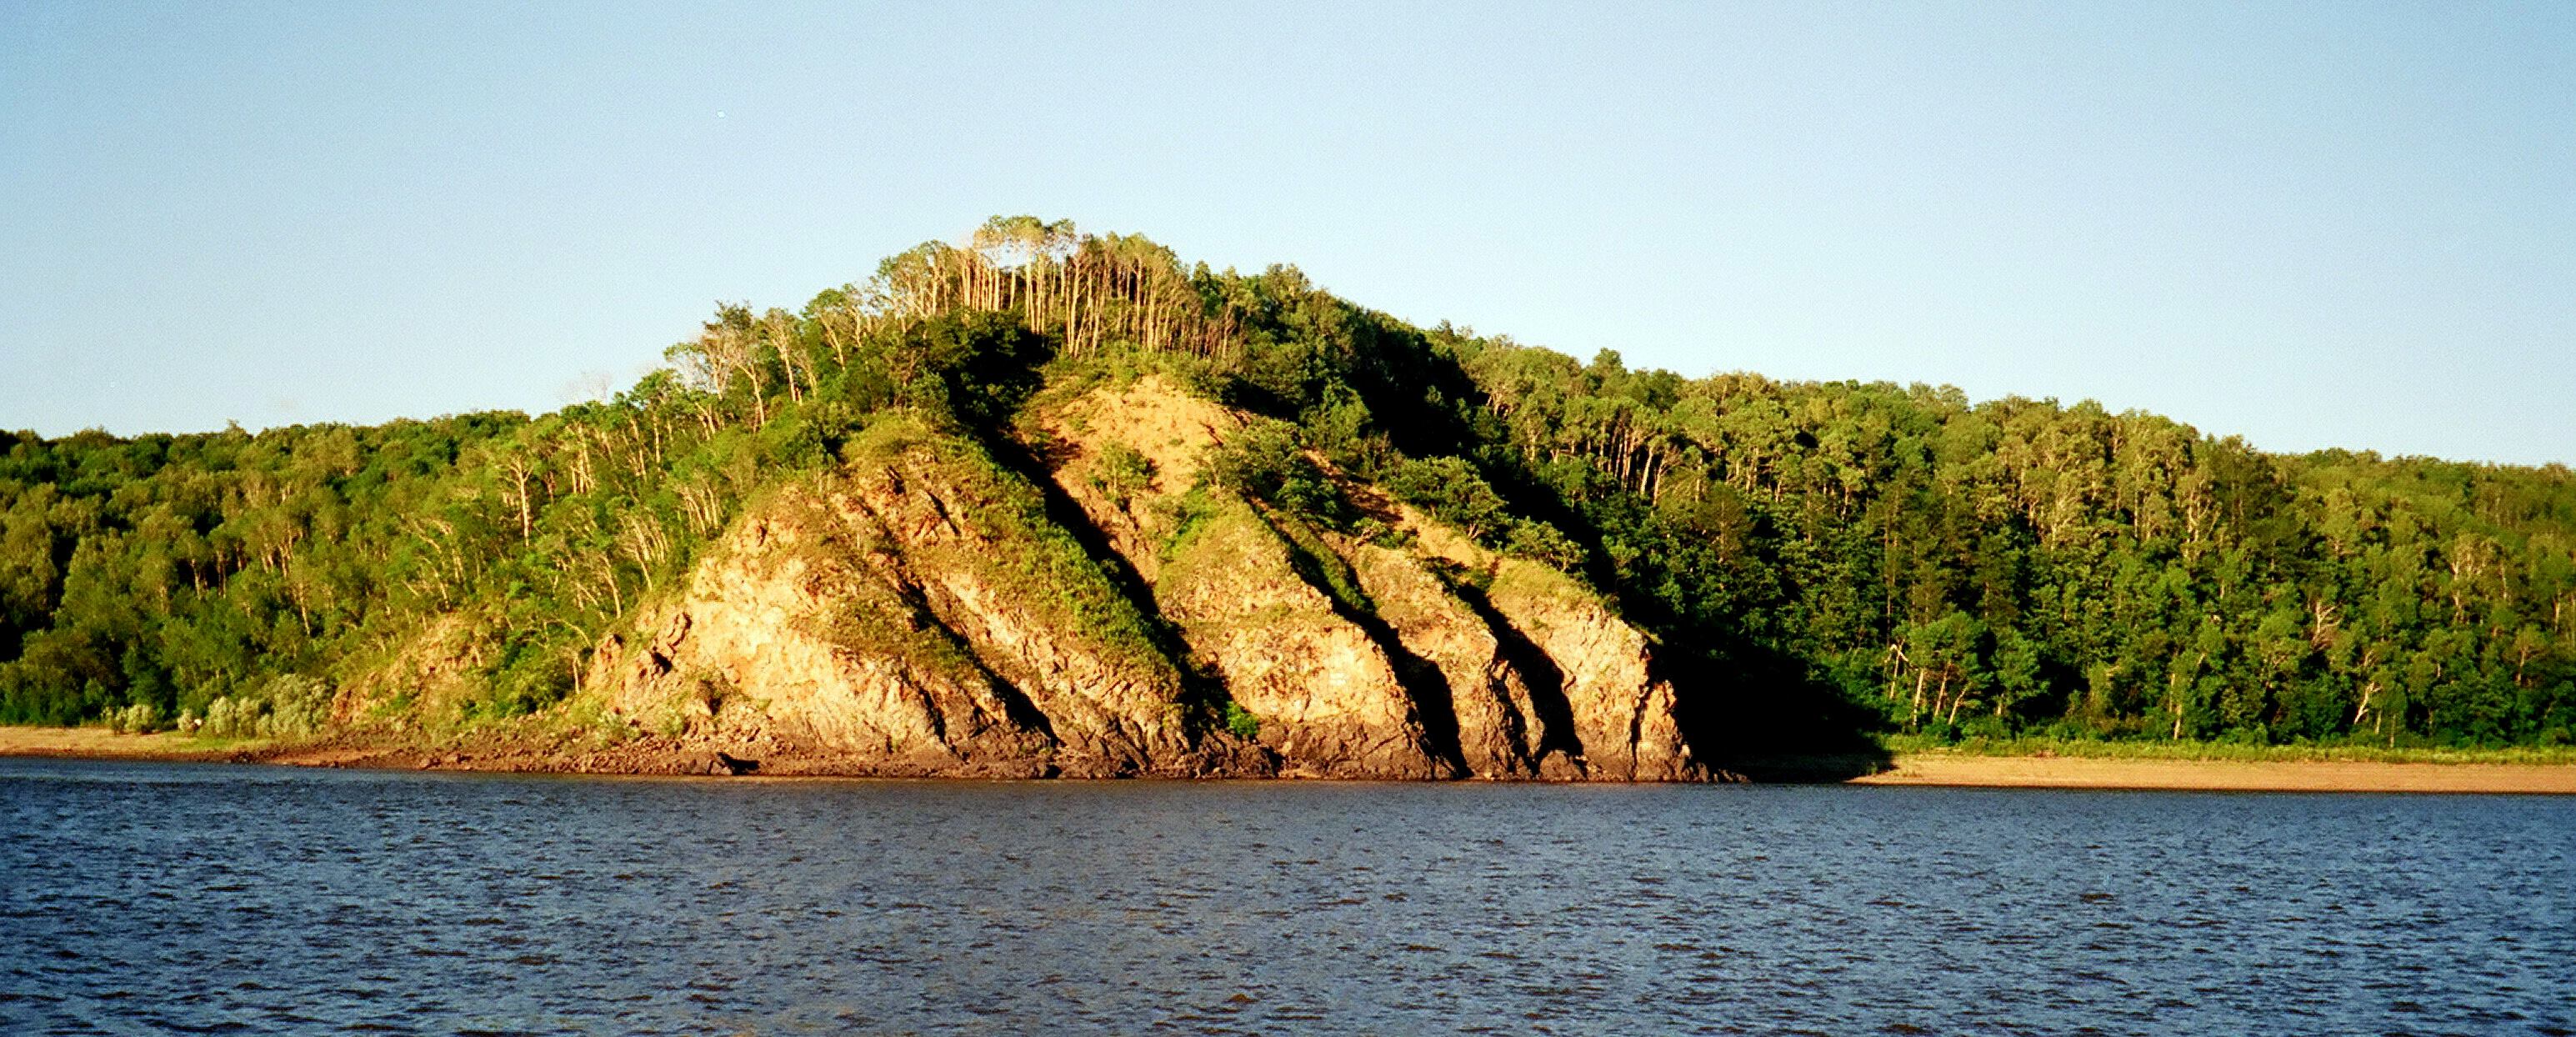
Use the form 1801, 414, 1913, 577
978, 433, 1240, 740
910, 592, 1058, 748
840, 478, 1060, 750
1371, 637, 1468, 778
1451, 580, 1586, 776
1258, 509, 1468, 778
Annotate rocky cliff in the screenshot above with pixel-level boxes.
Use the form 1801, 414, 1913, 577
581, 377, 1711, 780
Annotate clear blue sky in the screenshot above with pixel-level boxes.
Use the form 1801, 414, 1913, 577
4, 2, 2571, 464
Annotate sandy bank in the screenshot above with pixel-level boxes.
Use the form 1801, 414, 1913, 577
1853, 754, 2576, 794
0, 726, 268, 762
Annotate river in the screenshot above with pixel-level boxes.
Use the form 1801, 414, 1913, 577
3, 758, 2569, 1034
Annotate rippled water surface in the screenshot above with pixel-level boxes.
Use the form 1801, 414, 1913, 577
3, 759, 2572, 1035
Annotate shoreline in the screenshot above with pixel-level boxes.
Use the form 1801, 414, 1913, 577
7, 727, 2576, 793
0, 727, 273, 763
1853, 753, 2576, 794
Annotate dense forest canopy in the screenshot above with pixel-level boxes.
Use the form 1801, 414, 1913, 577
5, 216, 2573, 751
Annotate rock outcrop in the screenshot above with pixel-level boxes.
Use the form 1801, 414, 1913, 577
583, 378, 1710, 780
589, 418, 1217, 776
1480, 560, 1700, 781
1155, 500, 1448, 778
1341, 542, 1553, 779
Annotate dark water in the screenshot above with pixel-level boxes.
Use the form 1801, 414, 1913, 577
3, 759, 2571, 1036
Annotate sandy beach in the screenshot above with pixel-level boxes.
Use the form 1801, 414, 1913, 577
0, 726, 268, 762
1854, 753, 2576, 794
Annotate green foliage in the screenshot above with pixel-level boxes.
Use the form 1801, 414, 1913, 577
1224, 700, 1261, 740
1155, 488, 1222, 563
1088, 443, 1157, 512
889, 311, 1055, 428
479, 649, 571, 721
104, 700, 162, 734
1267, 511, 1373, 618
1503, 520, 1586, 569
185, 674, 330, 739
913, 425, 1173, 674
1403, 331, 2576, 750
1199, 418, 1353, 529
198, 695, 258, 739
1165, 243, 2576, 751
0, 285, 1071, 729
3, 217, 2570, 758
261, 674, 332, 738
1385, 457, 1512, 541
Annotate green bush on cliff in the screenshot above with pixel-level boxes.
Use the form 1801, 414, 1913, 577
1385, 457, 1510, 542
1088, 443, 1156, 513
1263, 511, 1373, 618
1200, 418, 1353, 529
1224, 701, 1260, 740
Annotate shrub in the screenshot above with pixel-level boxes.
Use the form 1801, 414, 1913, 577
1959, 715, 2011, 741
1503, 520, 1585, 569
1201, 418, 1353, 528
1088, 443, 1157, 512
1224, 701, 1261, 740
261, 675, 334, 738
1385, 457, 1510, 542
890, 310, 1055, 427
479, 654, 570, 720
201, 696, 253, 739
106, 701, 163, 734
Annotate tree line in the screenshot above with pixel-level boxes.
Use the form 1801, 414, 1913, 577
3, 217, 2569, 751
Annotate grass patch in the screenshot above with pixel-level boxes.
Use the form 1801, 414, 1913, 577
841, 413, 1183, 684
0, 725, 275, 757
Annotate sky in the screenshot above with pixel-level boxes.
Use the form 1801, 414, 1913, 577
3, 2, 2572, 465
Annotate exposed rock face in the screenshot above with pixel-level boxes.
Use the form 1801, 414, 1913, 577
1041, 378, 1455, 778
1343, 542, 1551, 779
1038, 373, 1241, 584
1395, 514, 1704, 782
834, 429, 1198, 772
598, 488, 1055, 775
591, 418, 1213, 777
1156, 502, 1447, 779
585, 378, 1710, 780
1480, 561, 1700, 781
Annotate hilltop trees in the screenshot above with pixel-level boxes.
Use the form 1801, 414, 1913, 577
1, 218, 2569, 751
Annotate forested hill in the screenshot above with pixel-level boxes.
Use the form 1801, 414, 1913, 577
4, 217, 2573, 756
